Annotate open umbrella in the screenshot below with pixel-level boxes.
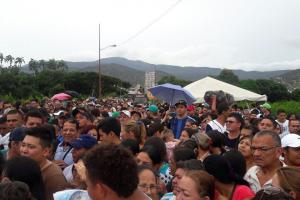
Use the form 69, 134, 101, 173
148, 83, 196, 105
51, 93, 72, 101
65, 90, 80, 98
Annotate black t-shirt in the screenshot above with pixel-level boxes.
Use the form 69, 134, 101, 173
224, 132, 240, 149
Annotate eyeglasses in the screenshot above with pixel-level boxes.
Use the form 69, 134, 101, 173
250, 146, 279, 152
138, 184, 158, 191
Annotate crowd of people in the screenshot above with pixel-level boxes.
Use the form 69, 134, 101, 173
0, 96, 299, 200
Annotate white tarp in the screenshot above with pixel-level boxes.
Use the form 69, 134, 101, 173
184, 76, 267, 102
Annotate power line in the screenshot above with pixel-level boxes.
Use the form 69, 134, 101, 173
119, 0, 183, 46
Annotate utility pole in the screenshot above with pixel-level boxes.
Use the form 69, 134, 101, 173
98, 24, 101, 99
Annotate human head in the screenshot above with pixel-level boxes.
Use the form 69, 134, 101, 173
172, 159, 204, 195
217, 103, 230, 118
8, 127, 26, 158
281, 134, 300, 167
288, 119, 300, 134
223, 150, 247, 178
240, 125, 253, 138
74, 109, 93, 128
137, 165, 159, 200
6, 109, 23, 131
121, 139, 140, 156
206, 130, 226, 155
0, 117, 9, 137
179, 128, 197, 142
0, 181, 35, 200
226, 112, 244, 132
137, 145, 161, 167
253, 186, 294, 200
147, 122, 164, 138
121, 120, 142, 144
20, 126, 52, 165
97, 117, 121, 144
62, 119, 79, 143
203, 154, 248, 186
175, 100, 187, 116
277, 109, 287, 123
83, 144, 138, 199
272, 167, 300, 200
251, 131, 282, 168
3, 156, 45, 200
170, 147, 196, 175
24, 110, 44, 128
258, 117, 277, 132
238, 135, 253, 159
70, 134, 98, 163
177, 170, 214, 200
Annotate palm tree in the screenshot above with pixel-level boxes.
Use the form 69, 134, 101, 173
28, 58, 40, 75
14, 57, 25, 67
39, 59, 46, 71
4, 55, 14, 67
0, 53, 4, 67
57, 60, 68, 71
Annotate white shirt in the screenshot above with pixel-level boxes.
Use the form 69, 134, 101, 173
63, 164, 74, 183
0, 132, 10, 150
276, 119, 289, 133
207, 120, 227, 133
244, 163, 287, 193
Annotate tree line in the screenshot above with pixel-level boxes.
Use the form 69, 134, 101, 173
0, 54, 130, 101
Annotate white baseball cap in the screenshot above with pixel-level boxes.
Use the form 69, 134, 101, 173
281, 134, 300, 148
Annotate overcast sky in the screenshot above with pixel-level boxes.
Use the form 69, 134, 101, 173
1, 0, 300, 71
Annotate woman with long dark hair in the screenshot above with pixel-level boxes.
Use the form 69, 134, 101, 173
2, 156, 46, 200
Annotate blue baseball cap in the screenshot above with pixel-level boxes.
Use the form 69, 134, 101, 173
70, 135, 98, 149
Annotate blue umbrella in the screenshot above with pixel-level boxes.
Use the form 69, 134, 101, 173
148, 83, 196, 105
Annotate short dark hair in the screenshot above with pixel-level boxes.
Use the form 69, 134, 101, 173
25, 126, 52, 148
83, 144, 138, 198
6, 109, 23, 119
182, 128, 198, 138
147, 122, 164, 137
24, 110, 44, 123
140, 145, 162, 165
144, 137, 167, 162
227, 112, 245, 130
277, 109, 286, 115
0, 117, 6, 124
217, 103, 230, 115
121, 139, 140, 155
253, 130, 281, 147
173, 146, 196, 163
176, 159, 204, 171
97, 117, 121, 137
0, 181, 35, 200
63, 119, 79, 130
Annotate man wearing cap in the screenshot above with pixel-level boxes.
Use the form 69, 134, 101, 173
146, 105, 161, 123
187, 105, 200, 124
168, 100, 196, 139
7, 127, 26, 160
72, 108, 94, 134
63, 134, 97, 184
281, 134, 300, 167
260, 103, 273, 118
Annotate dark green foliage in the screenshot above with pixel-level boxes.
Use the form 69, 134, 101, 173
158, 76, 191, 87
0, 62, 130, 101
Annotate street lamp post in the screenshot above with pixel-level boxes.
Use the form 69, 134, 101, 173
98, 24, 117, 99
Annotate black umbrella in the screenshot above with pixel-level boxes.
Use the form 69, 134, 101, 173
64, 90, 80, 98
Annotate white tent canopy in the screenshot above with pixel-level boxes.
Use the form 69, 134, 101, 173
184, 76, 267, 102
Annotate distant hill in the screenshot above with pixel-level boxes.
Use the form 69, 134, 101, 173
272, 69, 300, 91
100, 57, 289, 81
22, 57, 292, 87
